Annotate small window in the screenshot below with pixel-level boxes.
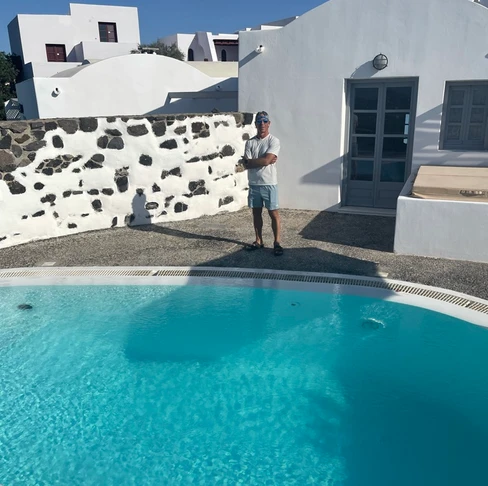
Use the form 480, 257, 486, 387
99, 22, 118, 43
221, 49, 227, 62
46, 44, 67, 62
441, 82, 488, 150
187, 48, 194, 61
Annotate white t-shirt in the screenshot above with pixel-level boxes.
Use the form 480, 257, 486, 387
244, 134, 281, 186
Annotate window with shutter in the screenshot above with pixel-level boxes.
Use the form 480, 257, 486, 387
442, 83, 488, 150
45, 44, 67, 62
98, 22, 118, 43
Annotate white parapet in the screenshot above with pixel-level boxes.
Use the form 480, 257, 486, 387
394, 172, 488, 263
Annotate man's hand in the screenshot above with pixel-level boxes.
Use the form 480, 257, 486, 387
235, 158, 247, 173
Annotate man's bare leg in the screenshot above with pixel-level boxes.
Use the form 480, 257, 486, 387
252, 207, 264, 245
268, 209, 281, 245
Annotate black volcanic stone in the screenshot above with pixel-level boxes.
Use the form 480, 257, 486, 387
34, 182, 44, 190
116, 175, 128, 192
128, 125, 149, 137
0, 135, 12, 149
80, 118, 98, 132
105, 129, 122, 136
243, 113, 254, 125
4, 174, 14, 181
52, 135, 64, 148
187, 156, 200, 163
84, 160, 102, 169
82, 213, 89, 217
199, 130, 210, 138
139, 154, 152, 166
32, 210, 45, 217
201, 153, 219, 161
102, 188, 114, 195
160, 139, 177, 150
11, 145, 22, 158
174, 126, 187, 135
242, 133, 250, 141
41, 168, 53, 176
30, 121, 44, 129
9, 180, 26, 195
68, 223, 77, 229
97, 136, 108, 149
174, 202, 188, 213
15, 134, 30, 144
40, 194, 56, 203
152, 121, 166, 137
152, 183, 161, 192
221, 145, 235, 157
193, 186, 208, 196
92, 154, 105, 163
25, 140, 47, 151
192, 122, 208, 133
88, 189, 99, 195
27, 153, 36, 162
8, 122, 28, 133
63, 191, 72, 198
44, 121, 58, 132
107, 137, 124, 150
58, 119, 79, 134
106, 117, 116, 123
92, 199, 102, 211
145, 202, 159, 210
189, 180, 205, 192
111, 217, 117, 227
32, 131, 45, 140
208, 166, 213, 174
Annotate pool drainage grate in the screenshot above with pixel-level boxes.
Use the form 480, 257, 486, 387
0, 266, 487, 317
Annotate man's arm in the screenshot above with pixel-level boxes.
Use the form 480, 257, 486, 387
244, 153, 277, 169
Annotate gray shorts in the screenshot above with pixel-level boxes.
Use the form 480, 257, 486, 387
248, 184, 279, 210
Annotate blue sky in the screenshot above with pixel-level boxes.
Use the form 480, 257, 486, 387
0, 0, 326, 53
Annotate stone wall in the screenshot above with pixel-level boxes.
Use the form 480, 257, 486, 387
0, 113, 255, 248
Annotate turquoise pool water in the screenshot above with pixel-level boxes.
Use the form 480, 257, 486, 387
1, 283, 488, 486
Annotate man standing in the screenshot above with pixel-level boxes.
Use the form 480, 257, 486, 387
237, 111, 283, 256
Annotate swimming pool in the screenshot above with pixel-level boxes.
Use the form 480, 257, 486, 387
1, 268, 488, 485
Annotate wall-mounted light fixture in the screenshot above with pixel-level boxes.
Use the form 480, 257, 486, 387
52, 87, 61, 97
372, 53, 388, 70
255, 45, 265, 54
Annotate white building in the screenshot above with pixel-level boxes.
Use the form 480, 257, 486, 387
239, 0, 488, 212
239, 0, 488, 262
16, 54, 238, 119
8, 3, 238, 119
161, 17, 298, 62
8, 2, 140, 79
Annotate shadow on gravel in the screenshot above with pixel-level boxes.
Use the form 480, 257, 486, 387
300, 212, 396, 252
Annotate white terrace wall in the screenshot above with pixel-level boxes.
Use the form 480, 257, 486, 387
0, 113, 255, 249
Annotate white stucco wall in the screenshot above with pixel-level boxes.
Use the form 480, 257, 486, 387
0, 114, 254, 249
239, 0, 488, 211
8, 3, 140, 73
16, 55, 238, 119
394, 173, 488, 263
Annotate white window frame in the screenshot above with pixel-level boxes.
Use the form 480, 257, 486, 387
441, 81, 488, 151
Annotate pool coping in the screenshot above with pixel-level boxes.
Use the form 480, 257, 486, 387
1, 266, 488, 327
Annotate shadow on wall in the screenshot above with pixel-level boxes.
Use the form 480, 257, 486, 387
300, 212, 396, 252
123, 245, 384, 365
300, 156, 343, 186
350, 60, 378, 79
130, 190, 151, 225
414, 104, 488, 167
145, 80, 238, 115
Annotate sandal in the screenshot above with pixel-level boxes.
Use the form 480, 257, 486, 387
273, 243, 284, 256
245, 241, 264, 251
